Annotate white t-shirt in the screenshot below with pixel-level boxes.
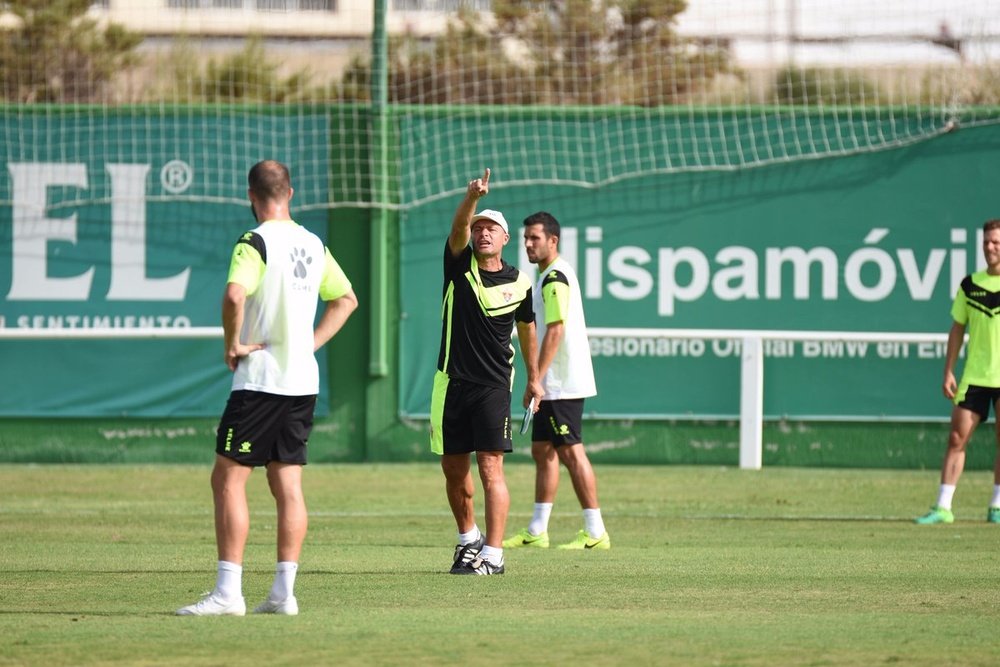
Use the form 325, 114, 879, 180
535, 256, 596, 400
226, 220, 351, 396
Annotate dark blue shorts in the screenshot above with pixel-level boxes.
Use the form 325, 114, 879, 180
954, 384, 1000, 423
216, 390, 316, 466
431, 374, 512, 455
531, 398, 585, 446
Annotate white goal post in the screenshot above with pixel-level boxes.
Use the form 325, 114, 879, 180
589, 328, 951, 470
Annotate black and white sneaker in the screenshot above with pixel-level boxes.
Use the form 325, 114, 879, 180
453, 555, 505, 576
449, 534, 485, 574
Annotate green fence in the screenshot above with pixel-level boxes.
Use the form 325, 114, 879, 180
399, 117, 1000, 421
2, 107, 1000, 468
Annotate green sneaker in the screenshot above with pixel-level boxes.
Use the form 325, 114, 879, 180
557, 529, 611, 550
987, 507, 1000, 524
502, 528, 549, 548
914, 506, 954, 525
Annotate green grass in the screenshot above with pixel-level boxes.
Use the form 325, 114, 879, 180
1, 463, 998, 666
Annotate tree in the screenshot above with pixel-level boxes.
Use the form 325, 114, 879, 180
773, 66, 877, 106
158, 36, 319, 104
0, 0, 142, 103
340, 0, 731, 106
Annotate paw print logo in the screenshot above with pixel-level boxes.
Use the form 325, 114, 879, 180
291, 247, 312, 279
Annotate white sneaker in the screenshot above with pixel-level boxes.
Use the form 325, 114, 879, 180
253, 596, 299, 615
176, 593, 246, 616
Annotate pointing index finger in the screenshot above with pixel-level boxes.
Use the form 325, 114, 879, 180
482, 168, 491, 185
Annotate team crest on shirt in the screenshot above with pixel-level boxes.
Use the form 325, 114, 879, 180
502, 289, 513, 302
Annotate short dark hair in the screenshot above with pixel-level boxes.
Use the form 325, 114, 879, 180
523, 211, 560, 240
248, 160, 291, 201
984, 219, 1000, 233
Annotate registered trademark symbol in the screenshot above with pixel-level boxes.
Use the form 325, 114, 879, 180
160, 160, 193, 194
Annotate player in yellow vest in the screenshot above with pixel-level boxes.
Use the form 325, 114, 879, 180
916, 219, 1000, 525
178, 160, 358, 614
504, 211, 610, 550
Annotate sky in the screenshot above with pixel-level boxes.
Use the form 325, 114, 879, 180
675, 0, 1000, 65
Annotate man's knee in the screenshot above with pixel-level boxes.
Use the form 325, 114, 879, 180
557, 443, 587, 468
947, 429, 974, 451
531, 442, 556, 465
476, 452, 505, 482
441, 453, 471, 481
212, 456, 250, 492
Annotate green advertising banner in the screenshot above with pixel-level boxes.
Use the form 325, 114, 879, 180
4, 107, 999, 424
399, 121, 1000, 420
0, 110, 332, 416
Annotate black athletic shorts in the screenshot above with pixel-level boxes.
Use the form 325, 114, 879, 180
431, 374, 512, 455
531, 398, 585, 446
955, 384, 1000, 422
216, 390, 316, 466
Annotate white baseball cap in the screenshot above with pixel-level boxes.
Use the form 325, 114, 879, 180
470, 209, 509, 234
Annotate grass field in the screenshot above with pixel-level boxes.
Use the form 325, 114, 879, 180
1, 462, 998, 666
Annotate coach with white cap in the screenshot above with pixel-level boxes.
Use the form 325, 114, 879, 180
430, 168, 543, 575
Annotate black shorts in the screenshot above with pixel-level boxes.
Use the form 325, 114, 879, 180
430, 373, 512, 455
216, 390, 317, 467
955, 384, 1000, 422
531, 398, 585, 446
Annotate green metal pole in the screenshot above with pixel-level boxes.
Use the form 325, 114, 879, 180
369, 0, 389, 377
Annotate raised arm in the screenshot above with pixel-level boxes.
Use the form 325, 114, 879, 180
448, 168, 490, 256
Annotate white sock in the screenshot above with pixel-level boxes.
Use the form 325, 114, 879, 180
528, 502, 553, 535
268, 561, 298, 602
214, 560, 242, 600
990, 484, 1000, 508
583, 508, 606, 538
936, 484, 957, 510
458, 525, 482, 545
479, 545, 503, 565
